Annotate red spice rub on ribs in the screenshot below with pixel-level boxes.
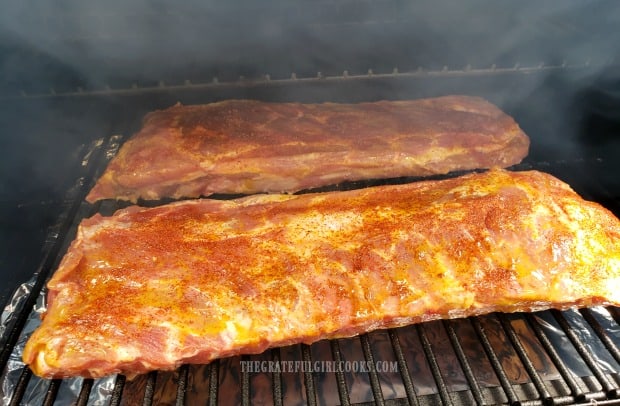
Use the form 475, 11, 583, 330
86, 96, 530, 202
25, 169, 619, 379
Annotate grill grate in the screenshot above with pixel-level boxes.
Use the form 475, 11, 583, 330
1, 134, 620, 406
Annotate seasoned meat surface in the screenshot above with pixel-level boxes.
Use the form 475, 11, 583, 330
25, 169, 619, 379
86, 96, 530, 202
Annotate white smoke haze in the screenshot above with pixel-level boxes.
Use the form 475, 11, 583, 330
0, 0, 618, 92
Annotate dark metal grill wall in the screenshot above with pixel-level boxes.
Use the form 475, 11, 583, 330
1, 0, 619, 96
1, 0, 620, 404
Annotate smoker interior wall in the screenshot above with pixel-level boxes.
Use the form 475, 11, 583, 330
1, 0, 619, 95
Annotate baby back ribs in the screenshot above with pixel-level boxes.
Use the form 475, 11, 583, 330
25, 169, 619, 379
86, 96, 529, 202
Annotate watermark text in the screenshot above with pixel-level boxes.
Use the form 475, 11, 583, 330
240, 360, 398, 374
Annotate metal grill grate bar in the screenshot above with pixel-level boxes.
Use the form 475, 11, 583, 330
471, 316, 521, 405
109, 374, 126, 405
498, 314, 553, 405
144, 370, 157, 405
416, 324, 453, 405
8, 366, 31, 405
330, 339, 352, 406
301, 344, 318, 406
359, 334, 387, 405
240, 355, 250, 406
208, 360, 219, 406
43, 379, 61, 406
176, 364, 189, 406
387, 329, 420, 406
443, 320, 486, 405
270, 348, 284, 406
76, 378, 94, 405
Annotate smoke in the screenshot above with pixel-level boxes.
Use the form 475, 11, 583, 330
0, 0, 618, 93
